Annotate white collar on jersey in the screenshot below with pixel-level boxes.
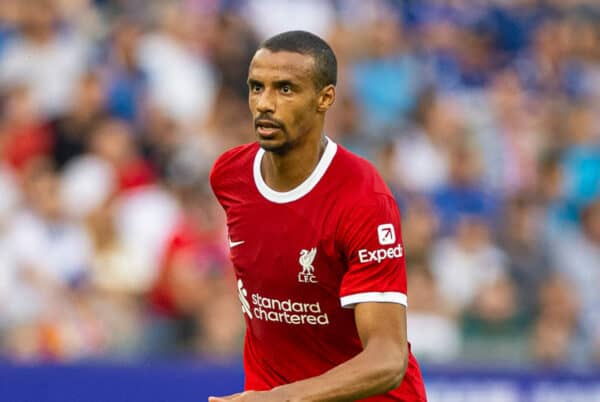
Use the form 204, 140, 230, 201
253, 137, 338, 203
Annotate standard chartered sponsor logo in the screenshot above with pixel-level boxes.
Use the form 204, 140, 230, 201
358, 244, 403, 264
236, 279, 329, 325
251, 293, 329, 325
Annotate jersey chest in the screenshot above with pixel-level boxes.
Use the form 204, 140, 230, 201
226, 198, 344, 299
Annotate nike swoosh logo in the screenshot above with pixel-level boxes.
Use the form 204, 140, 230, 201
229, 238, 245, 248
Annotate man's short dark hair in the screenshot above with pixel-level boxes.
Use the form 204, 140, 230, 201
259, 30, 337, 90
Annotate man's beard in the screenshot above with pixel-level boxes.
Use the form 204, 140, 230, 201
258, 136, 295, 155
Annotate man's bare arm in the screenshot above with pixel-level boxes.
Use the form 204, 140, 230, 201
209, 302, 409, 402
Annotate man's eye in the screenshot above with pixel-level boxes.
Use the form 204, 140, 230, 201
251, 84, 262, 92
281, 85, 292, 94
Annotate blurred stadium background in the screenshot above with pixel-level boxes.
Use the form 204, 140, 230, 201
0, 0, 599, 401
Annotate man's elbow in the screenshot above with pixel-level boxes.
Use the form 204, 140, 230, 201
377, 348, 409, 392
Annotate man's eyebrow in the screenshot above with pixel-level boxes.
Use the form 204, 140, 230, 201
273, 79, 297, 87
247, 78, 299, 87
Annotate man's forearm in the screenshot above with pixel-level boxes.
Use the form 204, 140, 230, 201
271, 339, 408, 402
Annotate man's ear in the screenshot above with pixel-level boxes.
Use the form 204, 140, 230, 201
317, 84, 336, 112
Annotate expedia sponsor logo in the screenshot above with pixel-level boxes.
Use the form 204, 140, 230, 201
377, 223, 396, 245
358, 244, 403, 264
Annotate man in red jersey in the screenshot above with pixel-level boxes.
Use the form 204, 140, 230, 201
209, 30, 427, 401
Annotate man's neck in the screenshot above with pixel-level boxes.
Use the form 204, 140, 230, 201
261, 135, 327, 192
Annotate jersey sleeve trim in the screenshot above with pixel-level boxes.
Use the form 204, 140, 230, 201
340, 292, 408, 308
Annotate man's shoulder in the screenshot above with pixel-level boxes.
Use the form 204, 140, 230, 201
210, 142, 258, 186
209, 142, 259, 204
331, 145, 393, 201
334, 145, 379, 176
212, 142, 259, 171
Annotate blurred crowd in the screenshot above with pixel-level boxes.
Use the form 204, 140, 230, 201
0, 0, 599, 369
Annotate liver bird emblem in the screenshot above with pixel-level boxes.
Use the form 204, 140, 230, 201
299, 248, 317, 275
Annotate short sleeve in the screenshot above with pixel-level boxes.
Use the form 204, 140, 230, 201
338, 193, 407, 308
209, 144, 254, 210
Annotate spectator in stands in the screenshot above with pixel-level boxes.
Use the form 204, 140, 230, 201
400, 197, 439, 265
351, 14, 422, 134
431, 142, 498, 235
50, 71, 108, 170
136, 1, 216, 126
0, 0, 90, 116
499, 194, 551, 315
461, 275, 529, 365
531, 275, 579, 366
430, 214, 507, 316
392, 90, 459, 195
552, 199, 600, 363
88, 119, 156, 193
560, 101, 600, 212
101, 18, 147, 125
0, 85, 52, 174
147, 183, 235, 357
406, 264, 460, 363
0, 160, 93, 360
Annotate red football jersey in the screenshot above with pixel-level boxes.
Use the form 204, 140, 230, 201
210, 139, 426, 401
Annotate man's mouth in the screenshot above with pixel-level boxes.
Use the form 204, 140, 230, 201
255, 120, 282, 137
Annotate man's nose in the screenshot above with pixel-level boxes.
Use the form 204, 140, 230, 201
256, 90, 275, 113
